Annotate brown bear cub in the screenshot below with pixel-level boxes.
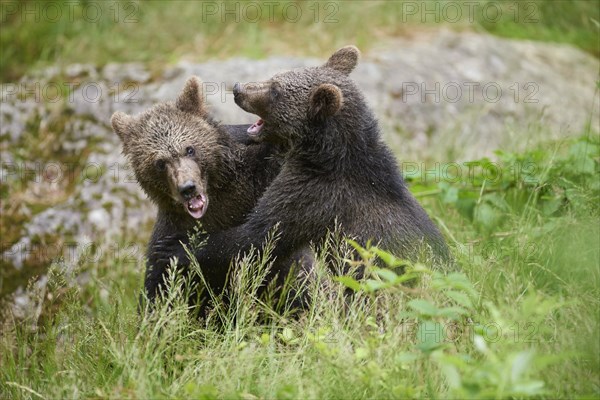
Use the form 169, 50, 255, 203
111, 77, 311, 314
157, 47, 450, 282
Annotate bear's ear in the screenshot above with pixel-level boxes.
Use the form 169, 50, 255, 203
308, 83, 343, 122
323, 45, 360, 75
111, 111, 134, 141
176, 76, 208, 116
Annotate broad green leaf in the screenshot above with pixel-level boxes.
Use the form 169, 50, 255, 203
365, 316, 378, 329
572, 157, 596, 174
445, 290, 473, 309
372, 247, 409, 268
346, 239, 372, 261
278, 328, 299, 345
569, 141, 599, 159
416, 321, 445, 353
484, 193, 511, 212
335, 276, 361, 292
455, 193, 478, 220
260, 333, 270, 346
374, 267, 398, 282
395, 352, 421, 364
394, 273, 420, 285
442, 185, 459, 204
408, 299, 439, 317
474, 202, 500, 230
440, 362, 461, 389
541, 195, 562, 216
364, 279, 388, 292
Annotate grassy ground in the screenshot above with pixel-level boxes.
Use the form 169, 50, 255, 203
1, 131, 598, 398
1, 0, 599, 82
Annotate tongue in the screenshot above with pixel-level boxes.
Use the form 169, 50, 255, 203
187, 195, 206, 219
247, 119, 264, 135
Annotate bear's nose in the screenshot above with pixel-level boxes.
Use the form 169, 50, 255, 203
178, 181, 196, 200
233, 82, 242, 97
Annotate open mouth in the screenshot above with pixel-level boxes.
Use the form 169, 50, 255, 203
247, 119, 264, 136
186, 194, 207, 219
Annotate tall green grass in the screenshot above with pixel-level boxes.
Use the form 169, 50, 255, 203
1, 132, 598, 398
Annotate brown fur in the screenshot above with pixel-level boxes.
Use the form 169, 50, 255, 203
111, 77, 294, 311
323, 45, 360, 74
154, 47, 450, 287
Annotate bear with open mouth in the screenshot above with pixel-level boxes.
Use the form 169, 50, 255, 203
111, 77, 313, 315
155, 46, 450, 287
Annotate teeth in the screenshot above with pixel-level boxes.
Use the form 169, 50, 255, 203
189, 202, 201, 210
187, 195, 204, 211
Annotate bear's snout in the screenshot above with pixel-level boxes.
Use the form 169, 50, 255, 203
232, 82, 248, 110
232, 82, 242, 97
232, 81, 271, 120
178, 181, 197, 200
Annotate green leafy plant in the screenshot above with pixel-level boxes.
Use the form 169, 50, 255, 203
337, 241, 561, 398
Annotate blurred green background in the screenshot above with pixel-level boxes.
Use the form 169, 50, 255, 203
1, 0, 599, 82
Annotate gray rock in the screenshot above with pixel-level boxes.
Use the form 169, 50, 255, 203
102, 62, 151, 84
0, 98, 44, 142
372, 30, 599, 160
65, 63, 98, 80
67, 81, 112, 121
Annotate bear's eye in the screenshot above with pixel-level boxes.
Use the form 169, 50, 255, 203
155, 159, 166, 171
186, 146, 195, 157
270, 83, 281, 99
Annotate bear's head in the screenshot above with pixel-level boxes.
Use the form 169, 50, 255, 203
233, 46, 361, 145
111, 77, 231, 219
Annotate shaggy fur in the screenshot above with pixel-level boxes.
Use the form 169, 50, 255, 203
156, 47, 450, 285
111, 77, 299, 311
